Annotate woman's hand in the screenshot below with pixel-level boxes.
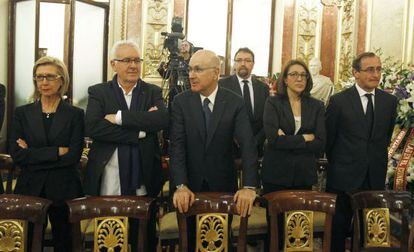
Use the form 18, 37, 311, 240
302, 134, 315, 142
58, 147, 69, 156
16, 138, 28, 149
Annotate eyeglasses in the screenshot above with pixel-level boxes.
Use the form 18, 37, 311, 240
188, 66, 217, 74
359, 67, 382, 74
234, 58, 254, 64
33, 74, 62, 82
287, 72, 309, 79
114, 58, 144, 65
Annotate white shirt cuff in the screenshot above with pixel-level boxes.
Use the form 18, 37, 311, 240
115, 110, 122, 125
138, 131, 146, 139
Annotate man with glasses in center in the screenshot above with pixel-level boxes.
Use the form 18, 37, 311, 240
219, 48, 269, 158
84, 40, 168, 251
326, 52, 397, 251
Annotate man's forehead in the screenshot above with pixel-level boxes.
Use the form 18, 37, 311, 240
235, 51, 253, 59
361, 56, 381, 66
117, 45, 140, 57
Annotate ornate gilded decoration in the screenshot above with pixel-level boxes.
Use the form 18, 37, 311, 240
363, 208, 390, 248
335, 0, 356, 86
0, 220, 26, 252
196, 213, 228, 252
142, 0, 170, 79
94, 217, 128, 252
284, 211, 313, 251
295, 0, 320, 64
121, 0, 127, 40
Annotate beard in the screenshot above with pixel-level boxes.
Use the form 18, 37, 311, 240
237, 67, 250, 78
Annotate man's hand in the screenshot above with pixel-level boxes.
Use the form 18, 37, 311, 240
16, 138, 28, 149
278, 129, 286, 136
148, 106, 158, 112
234, 188, 256, 217
104, 114, 117, 124
58, 147, 69, 156
173, 186, 195, 213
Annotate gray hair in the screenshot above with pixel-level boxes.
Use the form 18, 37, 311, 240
110, 40, 140, 60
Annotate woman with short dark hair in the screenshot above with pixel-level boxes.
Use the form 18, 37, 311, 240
262, 59, 326, 193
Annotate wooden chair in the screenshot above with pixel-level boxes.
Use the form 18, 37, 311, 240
0, 194, 51, 252
0, 154, 16, 193
67, 196, 156, 252
351, 190, 412, 252
177, 192, 249, 252
263, 190, 337, 252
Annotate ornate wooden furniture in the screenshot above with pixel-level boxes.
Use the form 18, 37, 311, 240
264, 190, 337, 252
0, 194, 51, 252
0, 154, 16, 193
67, 196, 156, 252
177, 192, 249, 252
351, 190, 412, 252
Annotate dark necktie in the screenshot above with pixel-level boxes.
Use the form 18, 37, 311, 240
203, 98, 212, 130
365, 93, 374, 137
242, 80, 253, 116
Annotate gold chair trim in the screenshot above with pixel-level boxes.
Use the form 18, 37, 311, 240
196, 213, 228, 252
0, 219, 26, 252
363, 208, 390, 248
284, 210, 313, 252
94, 216, 129, 252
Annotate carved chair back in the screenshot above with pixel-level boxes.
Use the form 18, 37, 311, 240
0, 154, 15, 193
0, 194, 51, 252
351, 190, 412, 252
67, 196, 156, 252
264, 190, 337, 252
177, 192, 248, 252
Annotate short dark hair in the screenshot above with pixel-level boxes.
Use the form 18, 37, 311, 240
352, 52, 377, 71
277, 59, 313, 98
234, 47, 255, 62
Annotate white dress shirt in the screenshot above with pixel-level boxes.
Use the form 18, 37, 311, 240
200, 85, 218, 111
236, 75, 254, 112
355, 83, 375, 114
100, 82, 147, 196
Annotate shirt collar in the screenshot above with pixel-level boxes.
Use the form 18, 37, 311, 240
200, 85, 219, 106
236, 75, 252, 85
355, 83, 375, 97
117, 81, 137, 96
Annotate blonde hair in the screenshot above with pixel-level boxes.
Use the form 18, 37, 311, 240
32, 56, 69, 100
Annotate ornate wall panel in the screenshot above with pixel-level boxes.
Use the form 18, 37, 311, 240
294, 0, 322, 65
335, 0, 357, 85
142, 0, 171, 82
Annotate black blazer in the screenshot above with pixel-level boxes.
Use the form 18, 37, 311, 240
9, 100, 84, 204
219, 75, 269, 155
326, 86, 397, 191
0, 84, 4, 194
169, 87, 258, 192
83, 76, 168, 197
262, 95, 326, 187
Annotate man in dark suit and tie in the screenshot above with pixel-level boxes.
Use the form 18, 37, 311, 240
170, 50, 258, 217
219, 48, 269, 157
84, 40, 168, 251
326, 52, 398, 251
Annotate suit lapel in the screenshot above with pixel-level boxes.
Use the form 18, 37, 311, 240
231, 75, 243, 96
252, 79, 262, 119
189, 93, 207, 143
48, 100, 66, 143
282, 98, 296, 135
30, 102, 48, 146
206, 88, 226, 148
372, 89, 384, 138
299, 97, 310, 133
349, 86, 367, 131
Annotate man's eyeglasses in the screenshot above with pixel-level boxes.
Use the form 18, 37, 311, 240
359, 67, 382, 74
188, 66, 217, 74
114, 58, 144, 65
234, 58, 254, 64
33, 74, 62, 82
287, 72, 309, 80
